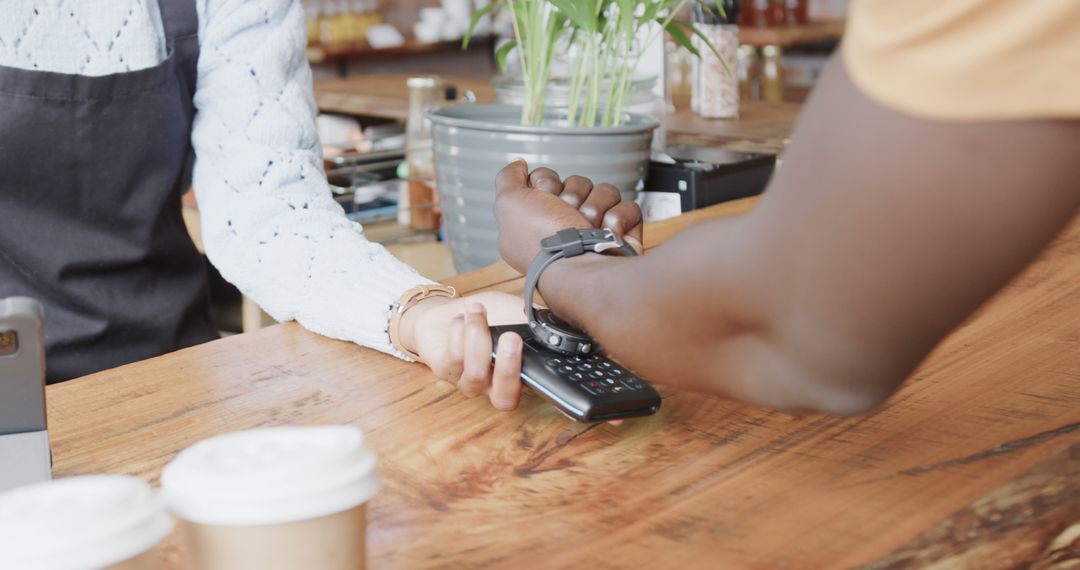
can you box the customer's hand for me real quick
[494,159,644,273]
[398,292,527,411]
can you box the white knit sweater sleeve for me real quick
[191,0,432,358]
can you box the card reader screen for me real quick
[0,331,16,356]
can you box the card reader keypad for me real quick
[544,354,644,395]
[491,324,660,422]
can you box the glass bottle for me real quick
[692,1,741,119]
[350,0,369,43]
[302,0,321,47]
[342,0,361,45]
[363,0,382,31]
[785,0,808,24]
[405,76,446,231]
[760,45,784,102]
[767,0,788,26]
[751,0,770,27]
[738,0,755,27]
[319,0,338,47]
[737,44,757,101]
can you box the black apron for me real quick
[0,0,217,383]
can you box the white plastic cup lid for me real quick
[161,425,381,526]
[0,475,173,570]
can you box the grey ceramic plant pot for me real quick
[428,104,658,272]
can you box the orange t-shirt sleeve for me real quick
[842,0,1080,121]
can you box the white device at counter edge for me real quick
[0,297,52,493]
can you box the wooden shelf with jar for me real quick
[306,37,495,65]
[738,19,844,48]
[306,36,496,78]
[727,0,846,102]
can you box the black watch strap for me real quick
[523,228,637,355]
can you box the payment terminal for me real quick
[0,297,51,492]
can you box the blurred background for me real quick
[192,0,849,333]
[301,0,846,102]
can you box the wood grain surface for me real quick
[45,196,1079,568]
[862,445,1078,570]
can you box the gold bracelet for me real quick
[387,284,457,360]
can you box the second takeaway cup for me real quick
[0,475,173,570]
[161,425,381,570]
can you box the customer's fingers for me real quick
[528,167,565,196]
[557,175,594,208]
[489,332,523,411]
[458,303,493,398]
[444,314,465,386]
[495,159,530,194]
[579,183,621,226]
[603,202,645,253]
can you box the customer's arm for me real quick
[493,57,1080,415]
[189,0,527,409]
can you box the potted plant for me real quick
[430,0,726,271]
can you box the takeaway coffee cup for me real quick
[161,425,380,570]
[0,475,172,570]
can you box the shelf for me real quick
[313,74,497,122]
[306,37,492,64]
[738,20,844,48]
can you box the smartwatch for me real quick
[524,228,637,355]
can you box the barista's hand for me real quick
[398,292,527,411]
[493,159,644,273]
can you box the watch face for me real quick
[540,310,587,337]
[532,309,598,355]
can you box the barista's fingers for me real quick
[529,167,565,196]
[444,314,466,386]
[489,332,523,411]
[458,303,494,398]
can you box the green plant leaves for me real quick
[547,0,600,32]
[463,1,502,49]
[477,0,733,126]
[494,39,518,71]
[662,17,701,58]
[699,0,727,22]
[671,17,732,76]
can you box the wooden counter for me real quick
[46,198,1079,568]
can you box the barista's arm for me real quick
[494,57,1080,415]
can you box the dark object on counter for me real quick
[327,168,400,224]
[325,147,405,180]
[490,324,661,423]
[643,146,776,213]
